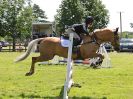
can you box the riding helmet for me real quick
[85,16,94,25]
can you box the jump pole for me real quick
[63,32,74,99]
[99,44,112,68]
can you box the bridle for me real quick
[113,31,119,48]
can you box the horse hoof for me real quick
[93,66,101,69]
[25,72,33,76]
[90,63,95,67]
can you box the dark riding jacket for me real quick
[71,23,90,46]
[72,23,89,36]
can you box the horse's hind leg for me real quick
[25,55,54,76]
[25,57,38,76]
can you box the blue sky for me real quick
[33,0,133,31]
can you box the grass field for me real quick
[0,52,133,99]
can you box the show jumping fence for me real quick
[36,33,112,98]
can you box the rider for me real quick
[65,16,94,46]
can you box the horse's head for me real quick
[92,28,120,52]
[111,27,120,52]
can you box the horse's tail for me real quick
[15,38,44,63]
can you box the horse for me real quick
[15,27,120,76]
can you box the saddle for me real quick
[60,36,81,53]
[61,34,82,46]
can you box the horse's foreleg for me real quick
[90,53,104,68]
[90,53,104,60]
[97,53,104,60]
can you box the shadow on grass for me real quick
[58,86,107,99]
[5,86,107,99]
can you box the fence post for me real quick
[63,32,74,99]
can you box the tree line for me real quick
[0,0,47,51]
[55,0,109,33]
[0,0,109,51]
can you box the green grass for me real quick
[0,52,133,99]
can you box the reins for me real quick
[81,32,101,46]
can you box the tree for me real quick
[55,0,109,33]
[0,0,47,51]
[16,3,48,39]
[0,0,33,51]
[80,0,109,30]
[0,0,10,37]
[55,0,84,33]
[33,4,47,20]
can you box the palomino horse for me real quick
[15,28,120,76]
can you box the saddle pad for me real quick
[61,36,70,47]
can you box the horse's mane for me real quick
[94,29,101,32]
[92,28,113,35]
[89,28,102,36]
[94,28,110,33]
[89,28,113,40]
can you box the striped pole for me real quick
[63,33,74,99]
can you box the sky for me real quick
[32,0,133,32]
